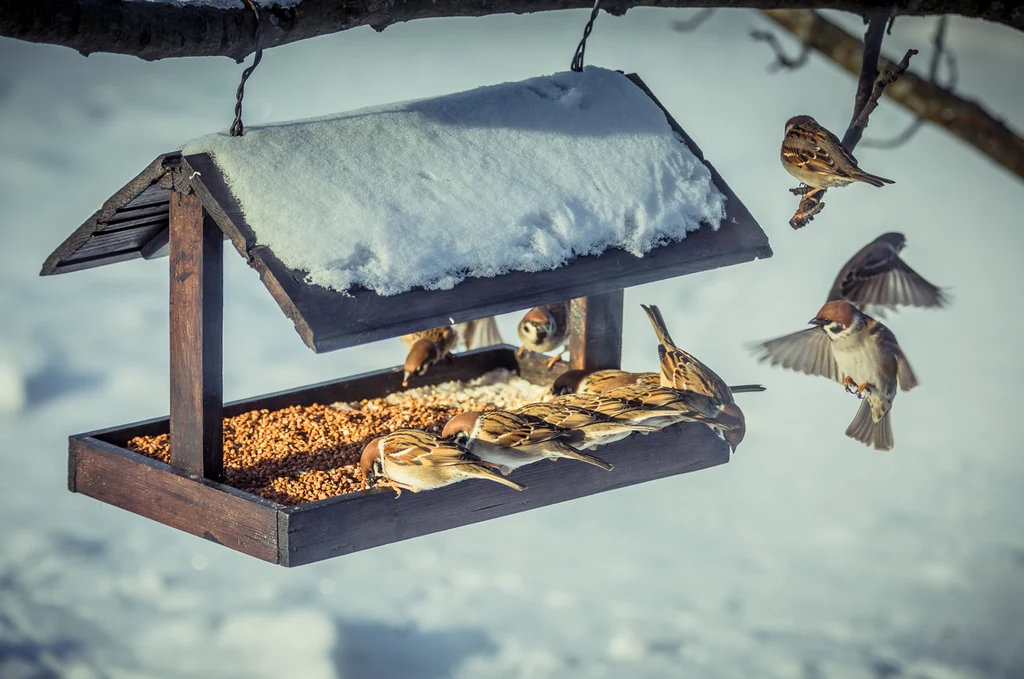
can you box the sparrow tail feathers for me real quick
[641,304,675,348]
[854,171,894,187]
[845,400,894,451]
[552,442,614,471]
[467,465,527,491]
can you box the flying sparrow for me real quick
[517,302,569,369]
[781,115,894,202]
[360,429,526,497]
[441,410,613,472]
[401,326,458,387]
[515,401,658,449]
[552,369,765,397]
[828,232,950,313]
[753,300,917,451]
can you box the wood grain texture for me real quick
[182,74,771,354]
[569,290,624,372]
[69,436,280,563]
[68,346,731,567]
[281,422,729,566]
[169,190,224,480]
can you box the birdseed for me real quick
[126,369,548,506]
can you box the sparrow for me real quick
[517,302,569,369]
[441,410,613,472]
[360,429,526,497]
[401,326,458,386]
[753,300,917,451]
[781,115,894,202]
[601,383,746,448]
[828,232,950,313]
[515,401,658,449]
[552,369,765,397]
[453,316,503,350]
[641,304,734,408]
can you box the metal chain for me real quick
[570,0,601,72]
[229,0,264,137]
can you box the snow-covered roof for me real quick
[41,70,771,353]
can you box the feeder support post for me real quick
[169,189,224,481]
[569,290,623,372]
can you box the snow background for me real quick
[181,67,724,296]
[1,8,1023,679]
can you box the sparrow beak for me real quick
[402,371,411,387]
[808,317,826,327]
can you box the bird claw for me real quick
[516,345,528,359]
[855,382,874,399]
[545,354,565,370]
[843,376,857,394]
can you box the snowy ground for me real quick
[1,8,1023,679]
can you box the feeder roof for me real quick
[41,70,771,353]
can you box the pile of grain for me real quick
[127,369,548,505]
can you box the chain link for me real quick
[570,0,601,72]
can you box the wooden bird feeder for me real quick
[43,70,771,566]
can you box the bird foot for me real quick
[516,345,528,359]
[789,184,814,196]
[855,382,875,399]
[843,376,857,394]
[545,354,565,370]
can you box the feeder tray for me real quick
[43,71,772,566]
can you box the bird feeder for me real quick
[43,69,771,566]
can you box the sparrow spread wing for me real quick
[835,249,949,309]
[872,324,919,392]
[754,328,845,384]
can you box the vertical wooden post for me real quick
[569,290,624,372]
[169,190,224,480]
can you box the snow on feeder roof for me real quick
[42,69,770,353]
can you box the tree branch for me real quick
[1,0,1022,63]
[750,29,810,71]
[764,9,1024,183]
[841,12,887,149]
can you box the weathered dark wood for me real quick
[569,290,624,372]
[140,227,170,260]
[180,74,770,354]
[40,153,178,275]
[169,190,224,480]
[67,345,731,566]
[281,422,728,566]
[69,436,280,563]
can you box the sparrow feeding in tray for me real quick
[360,429,526,497]
[441,410,613,473]
[828,232,950,314]
[517,302,569,369]
[601,383,746,449]
[515,401,658,450]
[781,115,894,202]
[753,300,917,451]
[401,326,458,387]
[552,369,765,398]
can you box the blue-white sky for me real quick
[1,8,1023,679]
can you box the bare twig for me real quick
[842,12,888,149]
[763,10,1024,182]
[789,13,918,229]
[861,16,955,149]
[672,8,716,31]
[750,29,810,71]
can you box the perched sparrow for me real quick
[517,302,569,369]
[442,410,613,472]
[453,316,503,350]
[360,429,525,497]
[401,326,458,386]
[828,232,950,313]
[601,383,745,447]
[753,300,917,451]
[515,401,658,449]
[551,369,661,396]
[641,304,734,408]
[552,369,764,397]
[781,115,894,201]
